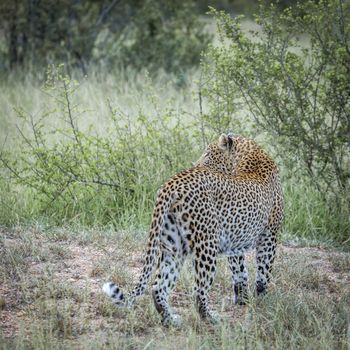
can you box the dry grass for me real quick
[0,69,198,150]
[0,227,349,349]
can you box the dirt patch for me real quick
[51,245,105,294]
[1,230,349,340]
[282,245,350,286]
[0,231,145,339]
[0,285,23,338]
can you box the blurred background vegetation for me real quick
[0,0,296,74]
[0,0,349,249]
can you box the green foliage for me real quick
[0,65,199,227]
[283,180,350,248]
[0,0,211,75]
[0,0,110,72]
[202,0,350,196]
[0,61,349,247]
[118,0,211,74]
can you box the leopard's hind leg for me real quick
[152,217,186,326]
[193,231,219,323]
[255,229,277,296]
[255,196,283,296]
[228,254,249,305]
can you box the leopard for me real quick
[103,133,284,326]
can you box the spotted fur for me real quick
[103,134,284,325]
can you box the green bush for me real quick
[0,0,211,75]
[0,66,199,227]
[117,0,211,75]
[202,0,350,196]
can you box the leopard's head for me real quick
[196,133,275,176]
[195,133,236,175]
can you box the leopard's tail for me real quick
[102,187,176,307]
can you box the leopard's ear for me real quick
[218,133,234,151]
[218,134,228,150]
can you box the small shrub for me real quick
[0,65,200,227]
[202,1,350,196]
[199,0,350,247]
[117,0,212,75]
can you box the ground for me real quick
[0,227,349,349]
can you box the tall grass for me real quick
[0,67,197,144]
[0,67,201,227]
[0,67,349,249]
[283,180,350,249]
